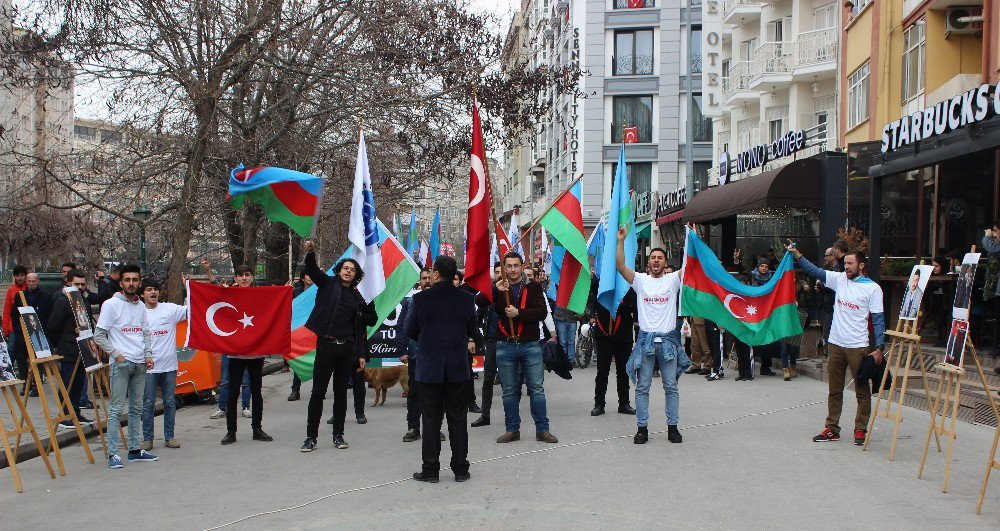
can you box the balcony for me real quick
[721,61,755,104]
[722,0,762,24]
[793,28,837,79]
[748,41,794,89]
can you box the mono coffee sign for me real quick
[718,129,808,182]
[880,83,1000,154]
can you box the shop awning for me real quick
[683,158,822,224]
[655,209,685,225]
[636,221,651,239]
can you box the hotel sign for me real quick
[881,84,998,153]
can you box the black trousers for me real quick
[226,357,264,433]
[350,366,365,416]
[479,341,498,415]
[418,378,472,475]
[735,340,753,379]
[406,357,421,430]
[10,335,29,383]
[308,339,356,438]
[59,356,84,416]
[705,321,723,374]
[594,337,630,408]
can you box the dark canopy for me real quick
[683,158,821,224]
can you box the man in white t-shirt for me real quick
[139,278,187,451]
[94,264,158,469]
[616,228,690,445]
[786,241,885,446]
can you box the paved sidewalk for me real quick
[1,366,998,529]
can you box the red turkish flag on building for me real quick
[185,281,292,356]
[466,99,495,301]
[627,0,645,8]
[623,127,639,144]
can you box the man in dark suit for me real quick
[405,256,484,483]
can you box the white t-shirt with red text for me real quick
[632,272,682,333]
[146,302,188,373]
[96,294,150,363]
[824,272,884,349]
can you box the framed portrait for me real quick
[77,338,104,372]
[63,287,93,340]
[944,319,969,368]
[0,339,16,381]
[899,265,933,321]
[951,253,981,321]
[17,306,51,358]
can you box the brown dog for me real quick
[363,365,410,407]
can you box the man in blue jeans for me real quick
[551,303,580,367]
[94,264,159,468]
[615,228,690,445]
[139,278,187,450]
[476,252,557,444]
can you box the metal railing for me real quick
[722,0,760,16]
[613,0,656,8]
[796,28,837,68]
[750,41,795,81]
[721,61,751,98]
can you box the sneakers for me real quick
[705,372,723,381]
[301,437,317,452]
[165,439,181,449]
[356,415,368,424]
[108,454,123,469]
[128,450,158,462]
[536,432,558,443]
[252,429,273,442]
[634,427,649,444]
[403,429,421,442]
[812,429,840,442]
[652,370,661,378]
[667,425,683,444]
[57,420,77,430]
[591,406,606,416]
[140,440,153,451]
[412,471,439,483]
[242,408,251,418]
[333,435,349,449]
[496,431,520,443]
[618,404,636,415]
[210,409,226,419]
[854,430,866,446]
[78,415,94,425]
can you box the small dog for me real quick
[363,366,410,407]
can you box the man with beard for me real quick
[139,278,187,450]
[615,229,690,445]
[94,264,158,468]
[46,269,96,428]
[786,241,885,446]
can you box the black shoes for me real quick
[403,429,421,442]
[333,435,349,449]
[440,432,446,441]
[301,437,317,452]
[652,370,660,378]
[668,425,682,444]
[356,415,368,425]
[413,471,439,483]
[287,390,300,401]
[455,471,471,482]
[221,432,236,445]
[760,368,776,376]
[252,429,273,442]
[469,403,482,414]
[326,417,334,424]
[698,368,711,376]
[591,406,605,416]
[634,427,648,444]
[706,372,723,381]
[618,404,636,415]
[735,375,754,381]
[471,415,490,427]
[685,366,701,374]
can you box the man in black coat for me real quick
[46,269,95,426]
[405,256,484,483]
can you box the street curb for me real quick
[0,359,286,468]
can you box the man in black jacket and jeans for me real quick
[300,240,377,452]
[46,269,95,427]
[590,283,637,416]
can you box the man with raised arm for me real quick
[785,240,885,446]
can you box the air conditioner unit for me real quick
[946,7,984,35]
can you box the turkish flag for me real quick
[186,281,292,356]
[495,217,514,258]
[627,0,645,7]
[466,100,495,301]
[623,127,639,144]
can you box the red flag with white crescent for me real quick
[494,217,514,258]
[466,100,494,301]
[185,282,292,355]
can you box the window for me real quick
[739,38,757,61]
[850,0,870,18]
[768,119,784,143]
[813,3,835,29]
[690,27,702,74]
[847,62,870,129]
[902,21,926,102]
[614,29,654,75]
[612,96,654,143]
[611,162,653,196]
[74,125,96,140]
[614,0,656,8]
[691,94,713,142]
[767,19,784,42]
[100,129,122,145]
[692,162,712,192]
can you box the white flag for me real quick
[348,129,385,302]
[418,239,430,267]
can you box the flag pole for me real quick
[516,172,585,243]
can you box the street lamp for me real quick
[133,204,152,273]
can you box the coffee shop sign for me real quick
[718,129,808,184]
[880,83,1000,154]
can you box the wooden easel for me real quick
[864,310,941,459]
[917,338,1000,496]
[973,342,1000,513]
[0,379,55,492]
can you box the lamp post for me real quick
[133,204,152,273]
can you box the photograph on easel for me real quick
[17,306,51,358]
[0,338,15,381]
[899,265,933,321]
[77,338,104,372]
[951,253,981,321]
[63,287,93,340]
[944,319,969,368]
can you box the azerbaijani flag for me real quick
[286,219,420,381]
[429,207,441,262]
[227,165,323,237]
[681,228,802,346]
[538,180,591,313]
